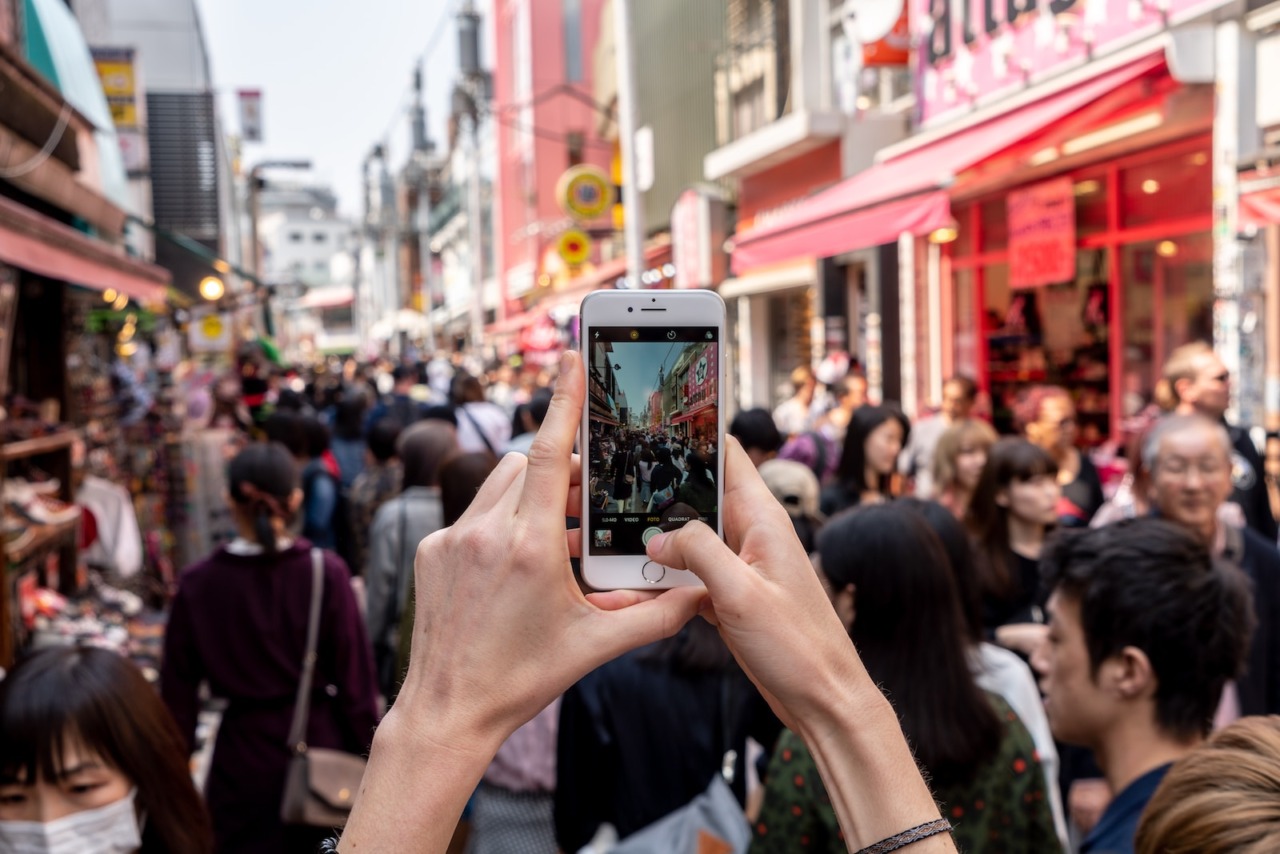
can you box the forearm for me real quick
[797,676,954,853]
[339,707,497,852]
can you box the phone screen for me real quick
[587,326,720,555]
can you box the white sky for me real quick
[195,0,480,218]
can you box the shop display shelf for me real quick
[1,431,77,462]
[6,515,79,567]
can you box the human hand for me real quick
[391,352,705,751]
[995,622,1050,657]
[644,438,864,735]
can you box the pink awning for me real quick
[0,195,169,303]
[1242,186,1280,228]
[731,53,1167,274]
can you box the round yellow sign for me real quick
[201,314,225,339]
[557,229,592,266]
[556,165,612,221]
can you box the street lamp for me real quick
[199,276,225,301]
[248,159,312,336]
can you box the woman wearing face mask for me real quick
[966,438,1062,658]
[1017,386,1104,528]
[161,442,379,853]
[931,418,998,520]
[819,404,910,517]
[0,646,213,854]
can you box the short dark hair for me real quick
[945,375,979,403]
[439,452,499,526]
[302,417,331,458]
[817,503,1001,788]
[0,647,213,853]
[228,442,299,554]
[1041,518,1255,739]
[392,364,416,384]
[367,419,403,463]
[263,411,308,458]
[528,388,554,428]
[729,408,783,455]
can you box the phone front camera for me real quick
[628,306,634,312]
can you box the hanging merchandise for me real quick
[77,475,143,578]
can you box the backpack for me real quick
[303,465,358,571]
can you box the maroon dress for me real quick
[161,540,380,853]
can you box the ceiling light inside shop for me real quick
[102,288,118,303]
[1156,240,1178,257]
[1189,152,1208,166]
[929,223,960,244]
[112,294,129,311]
[1142,179,1160,194]
[1061,112,1162,156]
[1029,146,1060,167]
[1074,180,1102,196]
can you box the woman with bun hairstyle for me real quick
[161,442,379,853]
[0,646,213,853]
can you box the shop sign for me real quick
[238,89,263,142]
[91,48,138,129]
[683,344,718,409]
[1008,178,1075,288]
[912,0,1229,125]
[556,228,592,266]
[671,188,728,289]
[189,310,232,353]
[556,164,613,221]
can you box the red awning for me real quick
[731,53,1167,274]
[0,195,169,302]
[1242,186,1280,227]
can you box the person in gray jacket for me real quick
[366,419,458,696]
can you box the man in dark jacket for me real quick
[1163,342,1277,540]
[1144,414,1280,716]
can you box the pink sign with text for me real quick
[1008,178,1076,288]
[911,0,1226,125]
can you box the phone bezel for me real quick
[579,290,726,590]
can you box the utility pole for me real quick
[457,0,489,353]
[248,159,311,338]
[412,64,437,353]
[614,0,645,288]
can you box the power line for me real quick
[373,0,461,152]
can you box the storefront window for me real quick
[980,199,1008,251]
[1120,233,1213,415]
[1121,148,1211,229]
[953,204,975,256]
[1074,173,1108,236]
[953,268,979,380]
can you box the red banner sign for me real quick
[683,344,718,410]
[1008,178,1076,289]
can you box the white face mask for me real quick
[0,787,142,854]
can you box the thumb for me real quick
[647,520,742,594]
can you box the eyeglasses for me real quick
[1158,457,1229,478]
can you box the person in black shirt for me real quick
[1017,386,1104,528]
[967,438,1061,658]
[1161,341,1278,541]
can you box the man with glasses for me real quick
[1144,413,1280,716]
[1162,342,1277,540]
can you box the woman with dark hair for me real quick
[645,446,681,512]
[753,504,1058,853]
[451,372,512,456]
[0,647,213,853]
[299,418,341,550]
[899,498,1068,847]
[819,404,910,516]
[330,393,369,489]
[1016,385,1105,528]
[161,442,379,854]
[966,438,1061,657]
[674,451,716,515]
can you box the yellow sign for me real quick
[556,165,612,221]
[201,314,225,339]
[92,49,138,129]
[557,229,592,266]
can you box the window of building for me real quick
[288,232,303,243]
[567,131,585,167]
[313,232,328,243]
[563,0,583,83]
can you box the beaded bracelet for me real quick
[854,818,954,854]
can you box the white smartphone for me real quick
[579,289,726,590]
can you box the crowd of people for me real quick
[1,342,1279,854]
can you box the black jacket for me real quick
[1234,527,1280,715]
[554,640,780,852]
[1229,424,1278,541]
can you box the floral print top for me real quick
[750,694,1060,853]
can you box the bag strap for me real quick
[719,674,738,784]
[459,404,499,458]
[286,548,326,756]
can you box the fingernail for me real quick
[559,351,573,374]
[648,532,668,553]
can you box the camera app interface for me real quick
[588,326,719,555]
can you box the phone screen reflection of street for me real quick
[586,328,720,555]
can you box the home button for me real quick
[640,561,666,584]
